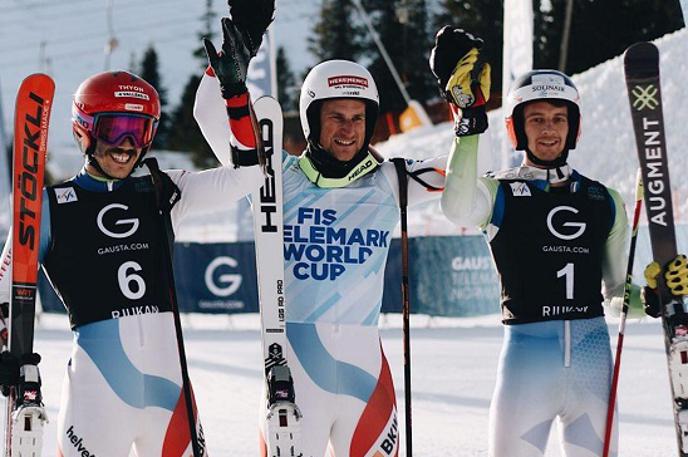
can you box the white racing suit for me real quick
[442,135,629,457]
[0,163,262,456]
[195,73,446,457]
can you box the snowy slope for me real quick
[377,27,688,224]
[33,313,678,456]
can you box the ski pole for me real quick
[146,159,203,457]
[603,168,643,457]
[391,158,412,457]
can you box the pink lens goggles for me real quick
[93,113,156,148]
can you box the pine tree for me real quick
[166,75,216,167]
[433,0,503,103]
[358,1,412,112]
[536,0,683,74]
[166,0,218,167]
[395,0,436,104]
[308,0,364,62]
[276,46,298,112]
[138,45,170,150]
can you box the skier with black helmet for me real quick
[0,67,265,455]
[431,26,631,456]
[193,16,466,455]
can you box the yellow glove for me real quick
[445,48,491,109]
[644,254,688,295]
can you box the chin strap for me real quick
[524,147,570,170]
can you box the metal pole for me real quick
[558,0,574,72]
[351,0,411,104]
[104,0,117,70]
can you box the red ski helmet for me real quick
[72,70,161,157]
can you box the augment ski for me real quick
[4,73,54,456]
[251,96,303,457]
[624,41,688,456]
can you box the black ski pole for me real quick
[146,158,203,457]
[392,158,412,456]
[603,169,643,457]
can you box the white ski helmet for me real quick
[504,69,581,151]
[299,60,380,145]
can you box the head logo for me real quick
[631,84,659,111]
[546,206,586,240]
[204,256,242,297]
[96,203,139,239]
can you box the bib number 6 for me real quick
[118,261,146,300]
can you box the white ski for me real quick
[251,96,302,457]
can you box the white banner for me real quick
[247,27,277,100]
[502,0,534,168]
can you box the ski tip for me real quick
[17,74,56,99]
[623,42,659,78]
[22,73,55,85]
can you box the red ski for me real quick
[4,73,54,457]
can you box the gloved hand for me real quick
[429,26,491,137]
[0,352,40,398]
[0,351,20,394]
[203,0,275,99]
[227,0,275,57]
[203,18,252,99]
[641,254,688,318]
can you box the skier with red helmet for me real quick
[0,62,265,456]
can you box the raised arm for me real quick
[429,26,497,229]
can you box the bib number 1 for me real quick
[557,262,574,300]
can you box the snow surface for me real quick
[33,313,678,456]
[377,27,688,227]
[177,25,688,242]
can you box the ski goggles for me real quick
[86,113,157,148]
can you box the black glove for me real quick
[430,26,484,91]
[0,352,40,398]
[228,0,275,56]
[641,255,688,318]
[429,26,491,136]
[641,285,662,318]
[0,352,20,393]
[203,17,252,99]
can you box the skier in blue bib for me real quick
[431,26,688,457]
[0,65,264,457]
[193,15,460,457]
